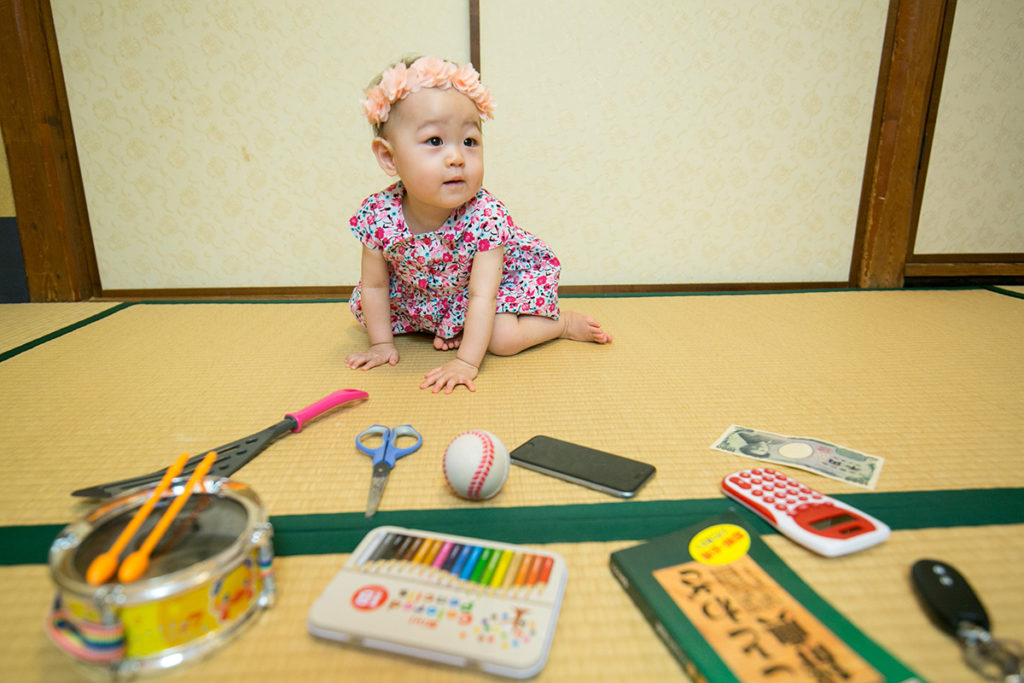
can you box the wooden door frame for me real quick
[0,0,99,301]
[900,0,1024,283]
[3,0,1012,301]
[851,0,1023,286]
[850,0,947,288]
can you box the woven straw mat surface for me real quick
[1,290,1022,525]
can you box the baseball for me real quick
[443,430,510,500]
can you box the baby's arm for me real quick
[346,246,399,370]
[420,247,503,393]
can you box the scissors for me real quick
[356,425,423,518]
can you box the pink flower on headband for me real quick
[378,62,411,101]
[410,56,457,89]
[361,56,495,126]
[451,63,494,116]
[361,88,390,125]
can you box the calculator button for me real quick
[775,503,788,511]
[752,489,763,496]
[763,496,775,503]
[739,471,752,478]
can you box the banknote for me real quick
[711,425,884,489]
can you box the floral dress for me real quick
[348,182,561,339]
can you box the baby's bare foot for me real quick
[560,311,612,344]
[432,334,462,351]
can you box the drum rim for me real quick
[49,477,267,603]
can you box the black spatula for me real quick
[72,389,368,498]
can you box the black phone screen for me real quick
[510,435,656,497]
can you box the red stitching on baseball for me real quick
[466,430,494,498]
[443,433,464,492]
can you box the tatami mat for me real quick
[0,302,122,354]
[2,290,1023,682]
[0,291,1022,527]
[7,526,1021,683]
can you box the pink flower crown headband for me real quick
[361,56,495,129]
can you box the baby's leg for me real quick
[489,311,611,356]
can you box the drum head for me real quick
[71,493,249,582]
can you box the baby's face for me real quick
[382,88,484,226]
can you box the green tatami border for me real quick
[0,302,135,363]
[987,285,1024,300]
[6,487,1022,566]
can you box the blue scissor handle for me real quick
[355,424,422,467]
[355,425,389,462]
[385,425,422,464]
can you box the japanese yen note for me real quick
[711,425,884,489]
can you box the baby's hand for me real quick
[345,343,399,370]
[420,358,478,394]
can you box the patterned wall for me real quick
[482,0,888,285]
[915,1,1024,254]
[52,0,889,289]
[51,0,469,289]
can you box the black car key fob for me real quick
[911,558,990,635]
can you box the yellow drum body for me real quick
[47,478,275,676]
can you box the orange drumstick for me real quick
[85,453,189,585]
[117,452,217,583]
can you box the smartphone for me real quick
[510,435,656,498]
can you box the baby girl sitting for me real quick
[345,56,611,393]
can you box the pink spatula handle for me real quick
[287,389,368,432]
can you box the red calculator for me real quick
[721,468,890,557]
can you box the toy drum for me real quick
[47,477,275,676]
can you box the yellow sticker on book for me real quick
[653,554,882,682]
[689,523,750,565]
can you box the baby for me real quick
[345,56,611,393]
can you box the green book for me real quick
[609,511,922,682]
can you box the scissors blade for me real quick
[365,462,391,518]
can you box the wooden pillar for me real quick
[851,0,949,288]
[469,0,481,72]
[0,0,98,301]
